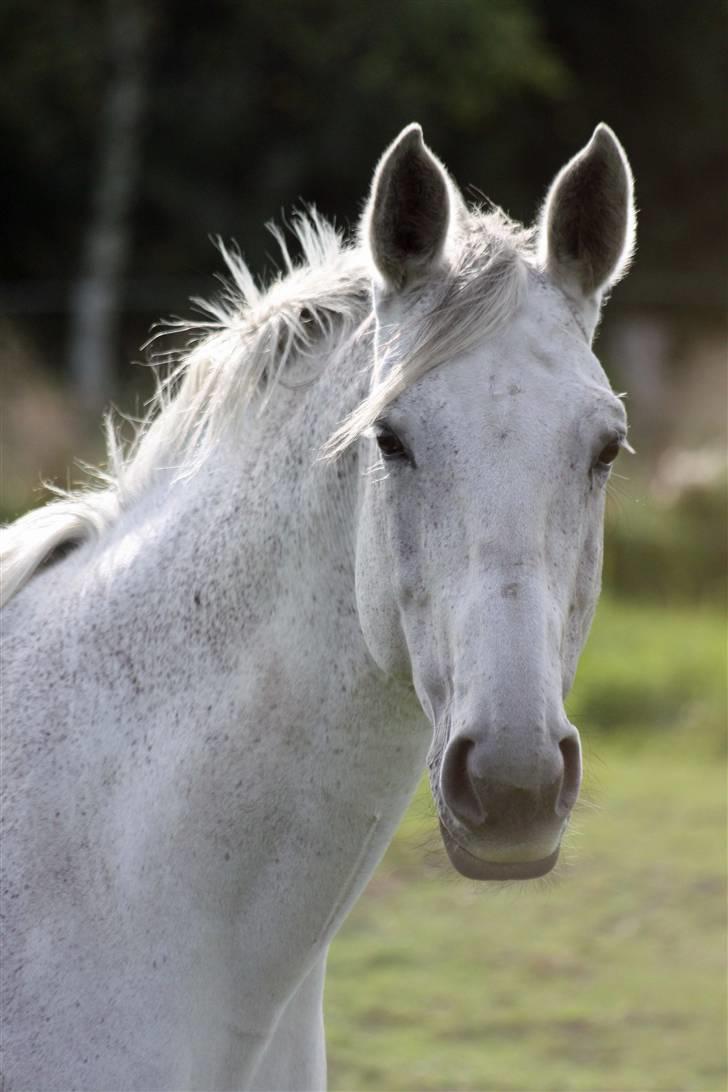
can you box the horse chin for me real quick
[438,821,560,881]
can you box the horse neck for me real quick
[4,319,431,1039]
[89,323,429,967]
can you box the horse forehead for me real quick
[407,322,608,437]
[480,292,608,391]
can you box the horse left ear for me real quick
[540,124,636,335]
[363,123,460,293]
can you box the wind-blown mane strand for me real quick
[0,211,368,607]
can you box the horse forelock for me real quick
[0,205,531,607]
[324,209,533,457]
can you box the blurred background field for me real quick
[2,2,726,1090]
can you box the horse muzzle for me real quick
[436,723,582,881]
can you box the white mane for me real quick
[0,207,531,608]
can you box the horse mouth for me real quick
[438,820,560,881]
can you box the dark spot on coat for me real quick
[502,582,519,599]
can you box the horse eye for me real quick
[595,439,621,468]
[375,427,410,462]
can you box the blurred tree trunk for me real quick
[69,0,150,413]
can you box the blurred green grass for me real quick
[603,475,726,605]
[568,597,726,752]
[325,598,727,1091]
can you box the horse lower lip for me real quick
[438,820,560,881]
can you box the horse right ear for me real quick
[539,124,636,337]
[363,124,459,293]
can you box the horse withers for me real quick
[1,122,635,1089]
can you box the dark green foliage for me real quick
[2,0,725,329]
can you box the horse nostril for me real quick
[556,732,582,817]
[440,736,487,828]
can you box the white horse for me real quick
[1,122,635,1091]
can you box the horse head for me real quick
[347,124,635,880]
